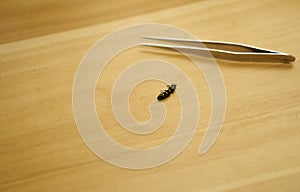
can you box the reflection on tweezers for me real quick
[140,36,295,64]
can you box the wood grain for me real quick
[0,0,198,43]
[1,0,300,191]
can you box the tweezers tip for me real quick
[284,54,296,63]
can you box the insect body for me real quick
[157,84,177,101]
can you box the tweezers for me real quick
[140,36,295,63]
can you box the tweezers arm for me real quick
[197,49,295,63]
[141,36,296,63]
[140,43,295,63]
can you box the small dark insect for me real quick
[157,84,177,101]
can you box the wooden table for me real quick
[1,0,300,191]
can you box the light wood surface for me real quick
[1,0,300,191]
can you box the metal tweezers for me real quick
[140,36,295,63]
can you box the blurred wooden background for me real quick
[1,0,300,191]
